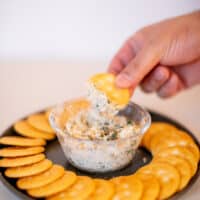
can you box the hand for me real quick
[108,11,200,98]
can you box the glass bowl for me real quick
[49,99,151,173]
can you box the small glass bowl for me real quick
[49,99,151,173]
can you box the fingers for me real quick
[141,65,185,98]
[157,59,200,97]
[108,38,137,75]
[141,66,170,93]
[144,58,200,98]
[157,72,185,98]
[115,45,161,89]
[173,58,200,87]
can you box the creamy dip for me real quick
[65,83,139,140]
[50,80,150,172]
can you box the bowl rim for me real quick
[49,101,151,143]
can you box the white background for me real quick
[0,0,200,61]
[0,1,200,199]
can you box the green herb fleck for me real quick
[102,127,109,135]
[126,149,133,154]
[127,120,132,125]
[110,132,118,140]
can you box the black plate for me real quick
[0,110,199,200]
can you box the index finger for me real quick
[108,39,137,75]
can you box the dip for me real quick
[49,81,151,172]
[65,83,140,141]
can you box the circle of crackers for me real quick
[0,110,199,200]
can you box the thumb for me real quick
[115,45,161,90]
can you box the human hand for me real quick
[108,11,200,98]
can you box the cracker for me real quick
[134,173,160,200]
[47,176,95,200]
[17,165,65,190]
[88,179,114,200]
[150,129,195,152]
[89,73,130,106]
[27,171,77,198]
[5,159,52,178]
[110,175,143,200]
[0,136,46,147]
[141,122,177,149]
[14,120,55,140]
[153,156,192,191]
[138,162,180,200]
[0,153,45,167]
[27,114,54,134]
[0,146,45,157]
[186,142,200,162]
[155,146,198,176]
[149,128,199,162]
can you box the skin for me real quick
[108,11,200,98]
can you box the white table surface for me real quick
[0,62,200,200]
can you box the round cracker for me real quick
[0,153,45,167]
[134,173,160,200]
[5,159,52,178]
[47,176,95,200]
[27,114,54,134]
[153,156,192,190]
[149,130,193,152]
[27,171,77,198]
[186,143,200,162]
[149,129,198,157]
[110,175,143,200]
[151,134,199,163]
[141,122,177,149]
[156,146,198,176]
[0,146,45,157]
[14,120,55,140]
[0,136,46,147]
[138,162,180,200]
[17,165,65,190]
[88,179,115,200]
[89,73,130,106]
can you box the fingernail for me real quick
[116,73,132,88]
[141,84,154,93]
[154,68,167,81]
